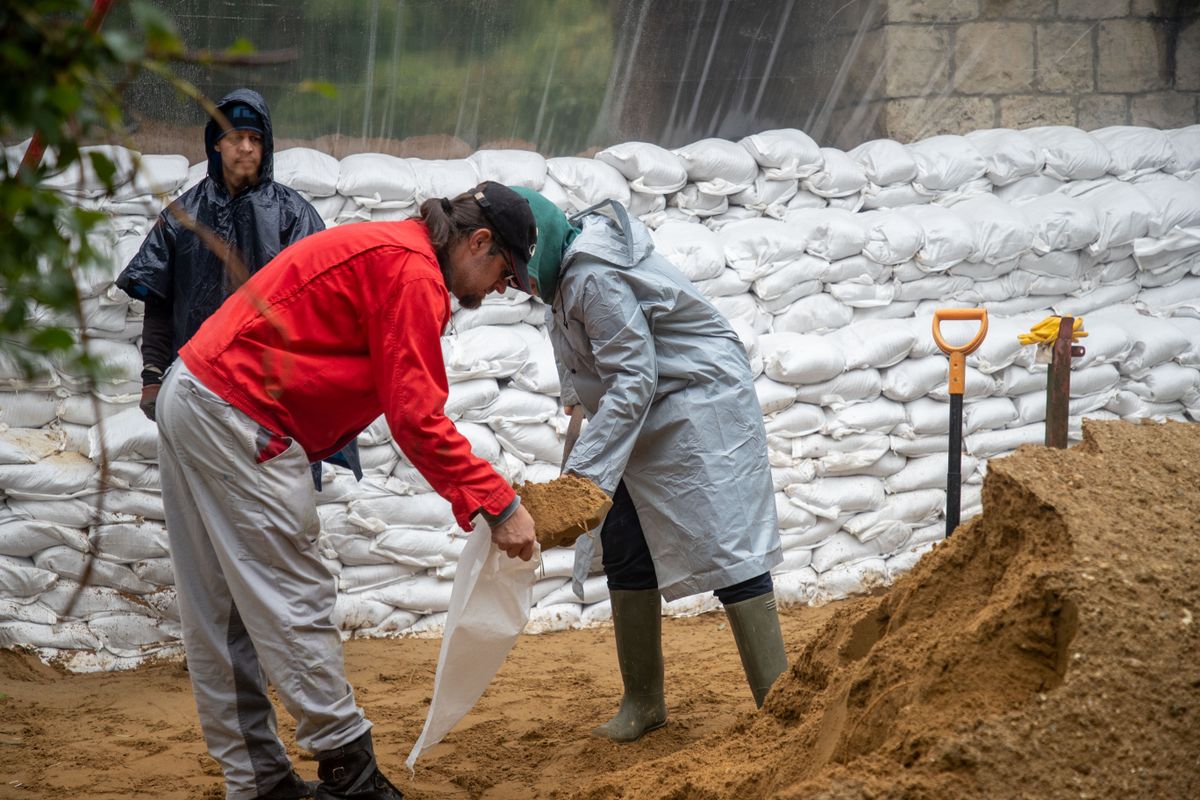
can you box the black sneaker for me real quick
[314,731,403,800]
[254,769,314,800]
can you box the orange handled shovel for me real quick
[932,308,989,538]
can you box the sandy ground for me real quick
[3,419,1199,799]
[0,601,848,799]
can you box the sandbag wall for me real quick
[2,124,1199,671]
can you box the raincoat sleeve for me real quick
[563,270,658,494]
[282,194,326,245]
[114,210,176,301]
[367,270,516,531]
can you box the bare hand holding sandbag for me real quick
[516,474,613,550]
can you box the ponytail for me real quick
[419,190,492,261]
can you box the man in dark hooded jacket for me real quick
[117,88,325,421]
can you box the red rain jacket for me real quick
[180,219,515,530]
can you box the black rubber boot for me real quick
[591,588,668,743]
[254,769,314,799]
[314,731,404,800]
[724,591,789,708]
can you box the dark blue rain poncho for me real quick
[117,89,359,483]
[116,88,325,351]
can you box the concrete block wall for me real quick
[828,0,1199,147]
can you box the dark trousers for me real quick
[600,481,773,605]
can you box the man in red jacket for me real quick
[154,182,538,800]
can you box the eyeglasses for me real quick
[498,247,521,291]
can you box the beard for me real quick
[457,293,483,310]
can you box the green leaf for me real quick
[298,80,338,100]
[29,327,74,352]
[87,151,117,189]
[226,37,257,56]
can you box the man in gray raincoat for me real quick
[511,187,787,742]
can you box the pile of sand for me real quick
[570,419,1200,799]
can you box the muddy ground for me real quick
[2,420,1198,799]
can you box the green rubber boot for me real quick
[592,588,668,743]
[724,591,788,708]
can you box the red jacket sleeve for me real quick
[367,271,516,531]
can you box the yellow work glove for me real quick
[1017,315,1088,346]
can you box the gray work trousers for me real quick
[157,362,369,800]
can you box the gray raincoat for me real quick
[550,206,781,601]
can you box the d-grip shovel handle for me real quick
[932,308,989,396]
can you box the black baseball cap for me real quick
[471,181,537,294]
[217,102,265,140]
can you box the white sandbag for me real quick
[1025,126,1113,181]
[467,149,547,190]
[964,128,1043,186]
[1090,126,1175,179]
[859,209,924,265]
[546,157,631,209]
[1125,363,1200,403]
[491,419,563,465]
[332,593,395,630]
[899,397,952,437]
[823,255,888,284]
[739,129,823,180]
[347,493,456,533]
[1134,177,1200,238]
[443,378,501,421]
[336,154,419,204]
[670,185,729,218]
[525,602,582,633]
[695,268,753,298]
[881,356,949,402]
[130,557,174,586]
[861,181,931,210]
[538,175,575,212]
[338,563,422,594]
[783,208,867,261]
[802,148,868,198]
[809,532,887,573]
[409,159,480,205]
[358,443,400,476]
[1014,390,1113,425]
[0,517,89,558]
[763,403,826,439]
[952,194,1034,264]
[822,397,905,439]
[716,219,808,280]
[0,554,60,597]
[449,421,501,466]
[1091,308,1191,378]
[273,148,340,197]
[88,614,180,657]
[0,597,58,625]
[905,204,975,270]
[786,476,886,521]
[828,278,896,309]
[0,452,97,499]
[1167,126,1200,174]
[885,454,975,494]
[759,332,846,384]
[962,396,1018,434]
[848,489,945,543]
[89,522,169,563]
[816,441,897,478]
[710,294,772,334]
[452,296,535,331]
[824,320,916,370]
[1053,282,1140,317]
[465,388,560,425]
[0,391,61,427]
[650,221,726,281]
[443,325,530,381]
[672,138,759,195]
[595,142,688,194]
[0,620,100,651]
[907,135,987,192]
[33,546,157,594]
[964,423,1047,458]
[753,266,822,306]
[1166,318,1200,366]
[374,575,455,614]
[730,173,799,215]
[772,294,854,334]
[320,531,391,566]
[754,376,797,415]
[895,274,974,302]
[1018,251,1085,282]
[927,366,997,401]
[794,369,882,407]
[847,139,918,186]
[87,406,158,462]
[0,427,64,465]
[889,433,950,457]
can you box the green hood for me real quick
[511,186,579,304]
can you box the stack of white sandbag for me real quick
[2,122,1198,670]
